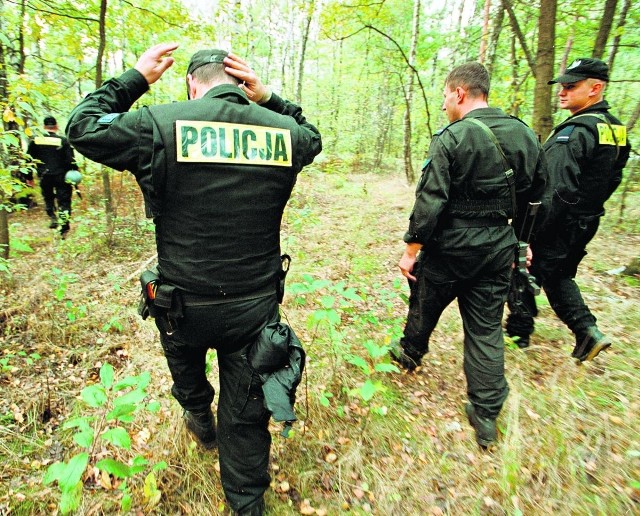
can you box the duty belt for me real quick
[180,286,276,306]
[443,216,509,229]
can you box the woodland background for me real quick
[0,0,639,515]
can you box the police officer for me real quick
[66,43,322,515]
[27,116,78,237]
[391,62,547,448]
[506,58,630,361]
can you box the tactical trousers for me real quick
[157,293,278,513]
[506,216,600,339]
[400,245,513,419]
[39,174,72,220]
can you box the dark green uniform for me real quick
[66,68,321,513]
[399,107,547,420]
[506,100,630,349]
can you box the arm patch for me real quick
[98,113,121,125]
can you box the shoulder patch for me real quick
[98,113,121,125]
[554,124,576,144]
[596,122,627,146]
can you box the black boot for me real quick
[184,409,217,449]
[465,403,497,448]
[389,340,421,372]
[572,327,611,362]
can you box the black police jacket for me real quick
[542,100,630,221]
[27,131,78,177]
[66,69,322,296]
[404,107,548,255]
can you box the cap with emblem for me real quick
[43,116,57,127]
[548,58,610,85]
[186,49,228,76]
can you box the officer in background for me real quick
[66,43,322,516]
[392,62,547,448]
[27,116,78,237]
[506,58,630,361]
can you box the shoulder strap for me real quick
[465,117,517,221]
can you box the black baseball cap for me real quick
[43,116,57,126]
[548,58,610,85]
[186,49,228,76]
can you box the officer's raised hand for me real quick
[224,53,271,104]
[135,43,179,85]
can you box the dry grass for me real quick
[0,168,638,515]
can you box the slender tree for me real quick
[402,0,421,183]
[532,0,556,139]
[593,0,618,59]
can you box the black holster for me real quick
[138,269,184,335]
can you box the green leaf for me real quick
[63,416,93,431]
[73,429,94,448]
[153,461,168,471]
[121,491,133,512]
[59,481,83,514]
[359,380,380,402]
[144,471,161,506]
[106,404,136,422]
[100,363,115,389]
[342,288,363,302]
[102,427,132,450]
[374,363,400,373]
[81,384,107,408]
[114,389,147,407]
[130,455,148,475]
[147,401,161,413]
[113,376,139,391]
[320,295,336,308]
[96,458,132,479]
[43,461,66,485]
[345,354,370,374]
[44,453,89,490]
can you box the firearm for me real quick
[508,202,541,315]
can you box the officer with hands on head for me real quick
[391,62,548,449]
[27,116,79,237]
[505,58,630,361]
[66,43,322,516]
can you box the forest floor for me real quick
[0,166,639,515]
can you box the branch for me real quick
[7,0,99,23]
[118,0,185,28]
[501,0,536,77]
[362,24,432,137]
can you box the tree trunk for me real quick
[479,0,491,63]
[295,0,315,104]
[0,0,11,259]
[607,0,630,72]
[486,4,504,77]
[532,0,556,140]
[501,0,536,76]
[592,0,618,59]
[402,0,420,183]
[95,0,113,233]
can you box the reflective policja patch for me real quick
[176,120,292,166]
[596,123,627,146]
[33,136,63,147]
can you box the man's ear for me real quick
[589,81,604,97]
[186,74,196,100]
[456,86,466,103]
